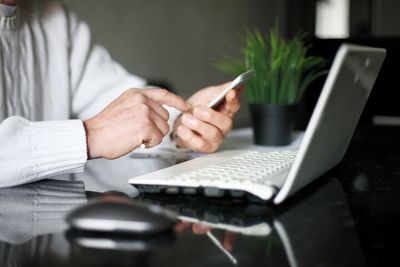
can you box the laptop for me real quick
[129,44,386,204]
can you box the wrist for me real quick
[83,119,102,159]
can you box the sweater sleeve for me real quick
[0,117,87,187]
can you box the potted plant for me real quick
[215,28,327,146]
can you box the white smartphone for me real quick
[207,70,255,109]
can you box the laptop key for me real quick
[204,187,225,197]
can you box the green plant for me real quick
[215,28,327,105]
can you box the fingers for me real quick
[145,97,170,120]
[141,122,163,148]
[149,109,169,136]
[181,113,223,144]
[126,89,171,147]
[86,88,184,160]
[192,224,213,235]
[223,232,236,252]
[142,88,191,112]
[174,221,191,233]
[176,125,209,152]
[217,89,241,117]
[138,108,169,148]
[192,106,233,135]
[126,94,167,149]
[226,89,241,112]
[175,106,234,152]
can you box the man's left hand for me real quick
[173,82,242,153]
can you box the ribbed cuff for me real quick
[0,180,87,244]
[30,120,88,179]
[0,9,19,30]
[0,3,17,17]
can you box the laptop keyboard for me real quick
[172,150,297,184]
[134,150,297,200]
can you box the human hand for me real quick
[174,221,237,252]
[84,88,190,160]
[173,82,242,152]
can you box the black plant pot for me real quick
[249,103,297,146]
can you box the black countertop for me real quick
[0,127,399,267]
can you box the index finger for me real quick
[142,88,191,112]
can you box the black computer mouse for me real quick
[65,198,177,235]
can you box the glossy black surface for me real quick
[1,127,399,267]
[66,198,177,234]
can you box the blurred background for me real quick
[58,0,400,128]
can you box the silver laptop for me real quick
[129,44,386,204]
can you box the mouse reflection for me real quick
[66,191,178,235]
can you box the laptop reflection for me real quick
[136,177,366,267]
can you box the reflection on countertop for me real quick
[0,180,86,244]
[0,128,400,266]
[0,176,366,267]
[137,177,366,267]
[0,180,86,267]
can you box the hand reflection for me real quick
[174,221,236,252]
[97,191,130,203]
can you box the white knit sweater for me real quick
[0,2,174,186]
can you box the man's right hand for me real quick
[83,88,190,160]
